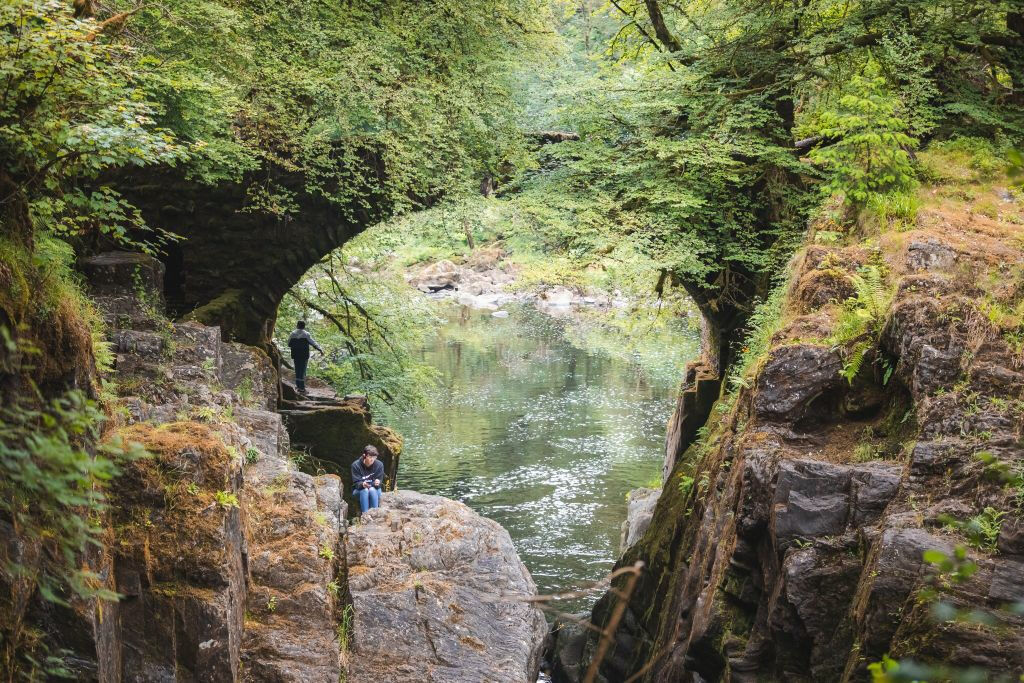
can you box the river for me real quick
[387,302,699,611]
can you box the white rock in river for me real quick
[456,292,498,310]
[345,490,547,683]
[539,285,574,307]
[491,310,510,318]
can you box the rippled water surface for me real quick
[387,303,698,610]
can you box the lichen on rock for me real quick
[344,490,548,683]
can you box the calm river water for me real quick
[387,303,698,610]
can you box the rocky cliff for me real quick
[59,251,352,681]
[31,252,546,682]
[569,180,1024,680]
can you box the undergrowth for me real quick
[0,332,147,677]
[727,280,788,391]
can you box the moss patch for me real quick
[113,421,240,581]
[0,233,99,394]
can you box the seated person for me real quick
[351,445,384,514]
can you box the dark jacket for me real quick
[351,457,384,493]
[287,328,322,359]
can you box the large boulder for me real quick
[410,259,460,292]
[345,491,547,683]
[222,342,278,411]
[81,251,166,331]
[539,285,575,307]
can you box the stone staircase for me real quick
[277,372,401,510]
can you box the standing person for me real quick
[287,320,323,395]
[351,445,384,514]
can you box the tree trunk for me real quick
[643,0,682,52]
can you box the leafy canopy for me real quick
[0,1,184,249]
[103,0,553,215]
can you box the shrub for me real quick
[0,369,146,605]
[964,507,1006,551]
[0,335,147,674]
[810,71,918,208]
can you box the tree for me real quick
[0,1,183,250]
[532,0,1024,381]
[810,72,918,207]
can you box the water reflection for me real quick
[387,303,698,611]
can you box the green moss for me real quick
[184,289,262,343]
[0,232,102,390]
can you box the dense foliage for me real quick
[508,0,1024,367]
[283,0,1024,403]
[0,1,183,249]
[100,0,551,217]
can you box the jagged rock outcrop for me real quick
[344,490,548,682]
[550,614,592,683]
[574,222,1024,681]
[662,362,721,482]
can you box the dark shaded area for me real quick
[115,161,393,349]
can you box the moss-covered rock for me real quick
[281,397,401,511]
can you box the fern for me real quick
[727,280,788,391]
[852,265,890,321]
[840,340,872,383]
[831,266,893,383]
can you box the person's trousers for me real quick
[355,487,381,513]
[293,354,309,391]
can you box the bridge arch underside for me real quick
[122,166,389,349]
